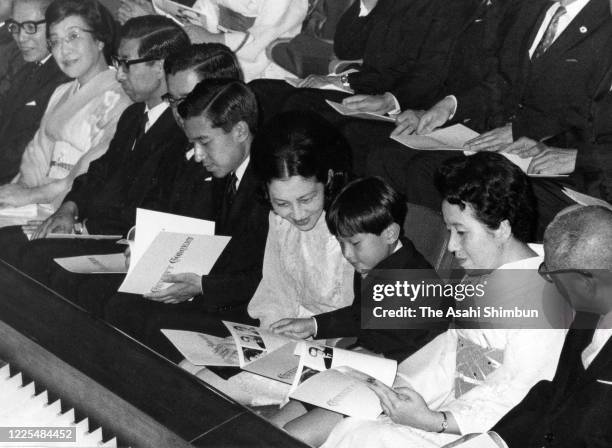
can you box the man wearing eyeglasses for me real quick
[0,0,67,184]
[444,205,612,448]
[11,16,191,313]
[0,0,23,96]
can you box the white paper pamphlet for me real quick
[325,100,396,123]
[54,253,127,274]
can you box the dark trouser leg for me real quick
[403,151,462,210]
[0,225,30,269]
[530,178,576,241]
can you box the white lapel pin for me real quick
[579,26,588,33]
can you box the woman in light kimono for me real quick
[0,0,130,210]
[282,152,571,447]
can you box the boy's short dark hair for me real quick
[177,78,258,134]
[164,43,243,80]
[326,177,407,238]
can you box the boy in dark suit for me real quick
[443,205,612,448]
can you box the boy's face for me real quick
[337,231,396,275]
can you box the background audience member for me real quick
[0,0,24,96]
[0,0,131,209]
[0,0,68,184]
[445,205,612,447]
[117,0,308,81]
[319,152,567,448]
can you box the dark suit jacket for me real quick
[0,57,68,184]
[63,103,188,235]
[455,0,612,142]
[0,25,24,97]
[197,163,269,311]
[570,66,612,202]
[494,314,612,447]
[314,237,448,362]
[391,0,523,115]
[333,0,442,97]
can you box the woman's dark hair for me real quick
[327,177,406,238]
[435,152,537,242]
[251,110,352,209]
[45,0,117,64]
[164,43,243,81]
[178,78,258,134]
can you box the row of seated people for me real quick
[0,0,611,447]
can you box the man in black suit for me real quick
[0,0,24,96]
[337,0,525,175]
[103,79,269,351]
[249,0,447,125]
[392,0,612,238]
[9,16,191,305]
[416,0,612,149]
[443,205,612,448]
[0,0,67,184]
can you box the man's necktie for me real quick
[532,6,567,59]
[225,172,238,208]
[132,110,148,150]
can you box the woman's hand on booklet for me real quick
[143,272,203,303]
[464,124,513,152]
[270,318,316,339]
[391,109,425,137]
[368,380,445,431]
[342,93,396,115]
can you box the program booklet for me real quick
[118,231,230,295]
[163,321,299,384]
[325,100,396,123]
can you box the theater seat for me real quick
[403,202,455,276]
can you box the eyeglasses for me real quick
[6,19,46,35]
[47,27,94,51]
[161,92,188,107]
[111,55,159,72]
[537,261,593,283]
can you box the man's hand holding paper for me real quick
[341,93,396,115]
[143,272,203,304]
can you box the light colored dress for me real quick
[248,211,355,329]
[15,69,131,209]
[188,211,354,406]
[193,0,308,81]
[321,250,570,448]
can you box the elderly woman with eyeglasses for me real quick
[0,0,130,210]
[315,152,572,448]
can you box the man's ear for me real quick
[382,222,401,244]
[232,120,250,142]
